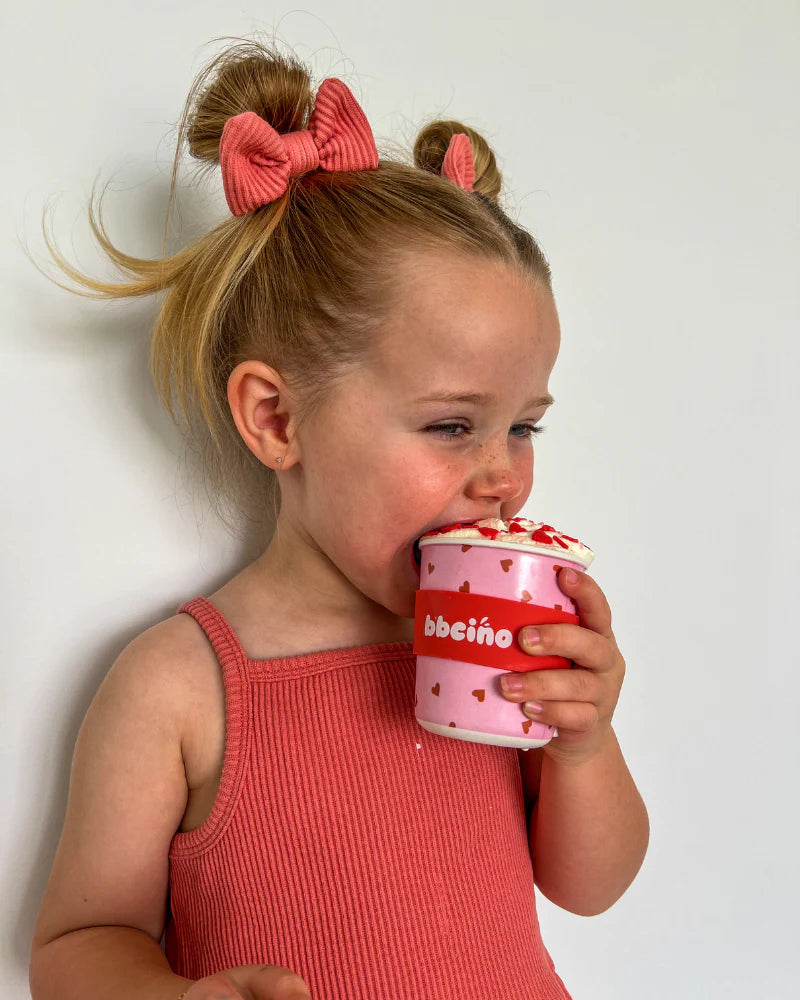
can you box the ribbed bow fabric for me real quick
[441,132,475,192]
[220,75,476,215]
[219,77,380,215]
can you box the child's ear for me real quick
[226,361,299,470]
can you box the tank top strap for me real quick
[171,596,252,854]
[176,595,250,668]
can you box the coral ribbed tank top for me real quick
[164,596,571,999]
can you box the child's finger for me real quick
[517,623,612,672]
[500,664,603,706]
[557,567,614,639]
[522,698,600,734]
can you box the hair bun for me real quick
[178,38,316,164]
[413,120,502,203]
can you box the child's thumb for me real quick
[183,964,312,1000]
[231,963,312,1000]
[251,964,311,1000]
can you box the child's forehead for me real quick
[375,289,555,369]
[388,256,549,341]
[360,255,558,394]
[395,251,528,307]
[363,339,555,412]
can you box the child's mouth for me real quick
[411,520,483,572]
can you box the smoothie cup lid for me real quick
[417,516,595,569]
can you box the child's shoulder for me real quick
[104,608,228,797]
[120,606,220,697]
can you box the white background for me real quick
[3,2,798,997]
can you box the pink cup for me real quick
[412,519,594,750]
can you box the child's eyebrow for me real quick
[414,390,555,408]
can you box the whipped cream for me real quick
[418,516,595,568]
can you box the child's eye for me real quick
[425,423,545,441]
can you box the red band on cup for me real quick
[413,589,578,673]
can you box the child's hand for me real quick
[182,964,312,1000]
[499,567,626,766]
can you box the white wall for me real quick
[3,2,797,997]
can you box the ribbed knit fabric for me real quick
[164,596,571,999]
[219,78,379,215]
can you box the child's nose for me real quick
[464,458,525,505]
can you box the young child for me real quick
[28,38,649,1000]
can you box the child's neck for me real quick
[207,533,414,658]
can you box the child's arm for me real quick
[29,625,196,1000]
[524,728,649,916]
[505,567,649,916]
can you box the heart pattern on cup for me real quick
[520,590,532,603]
[427,562,435,575]
[461,545,472,552]
[419,690,548,742]
[459,580,470,593]
[500,559,513,572]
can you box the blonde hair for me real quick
[31,35,553,540]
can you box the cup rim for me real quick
[417,535,593,568]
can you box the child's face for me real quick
[291,252,561,620]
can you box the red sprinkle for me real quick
[423,519,587,555]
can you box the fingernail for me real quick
[523,627,541,644]
[565,569,578,585]
[524,701,544,715]
[501,674,524,692]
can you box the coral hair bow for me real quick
[220,77,380,216]
[441,132,475,192]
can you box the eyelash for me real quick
[426,422,545,441]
